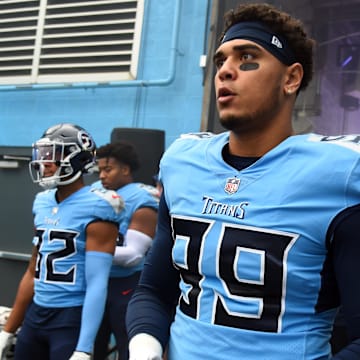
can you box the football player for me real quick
[92,141,159,360]
[126,3,360,360]
[0,123,125,360]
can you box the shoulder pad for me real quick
[91,188,125,214]
[179,132,214,140]
[308,134,360,153]
[139,184,160,201]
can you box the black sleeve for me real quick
[330,205,360,359]
[126,193,180,350]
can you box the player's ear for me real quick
[284,62,303,95]
[120,163,131,176]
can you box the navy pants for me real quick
[14,303,82,360]
[93,272,141,360]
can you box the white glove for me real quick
[0,307,12,327]
[129,333,163,360]
[68,351,91,360]
[0,330,15,360]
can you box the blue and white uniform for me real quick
[14,185,124,359]
[127,132,360,360]
[92,181,158,360]
[92,181,159,276]
[32,185,124,307]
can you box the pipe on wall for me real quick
[0,251,31,262]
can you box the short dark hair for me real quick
[220,3,315,91]
[96,141,140,172]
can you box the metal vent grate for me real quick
[0,0,144,85]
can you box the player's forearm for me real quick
[112,229,152,267]
[332,209,360,358]
[75,251,112,353]
[126,289,172,352]
[126,196,178,349]
[4,266,34,333]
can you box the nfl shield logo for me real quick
[224,177,240,194]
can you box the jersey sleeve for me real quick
[330,206,360,344]
[90,187,125,224]
[126,194,179,349]
[136,184,160,211]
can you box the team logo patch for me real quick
[224,177,240,194]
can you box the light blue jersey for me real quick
[159,132,360,360]
[32,185,124,307]
[92,181,159,277]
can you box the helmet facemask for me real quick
[29,140,87,189]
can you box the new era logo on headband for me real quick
[271,35,283,49]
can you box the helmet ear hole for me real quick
[70,151,95,175]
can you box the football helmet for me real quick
[29,123,96,189]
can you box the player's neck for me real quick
[117,177,134,190]
[56,178,85,202]
[229,124,294,157]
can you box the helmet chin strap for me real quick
[38,167,82,189]
[37,164,56,189]
[58,170,82,186]
[39,177,59,190]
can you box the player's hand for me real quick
[68,351,91,360]
[0,330,15,359]
[129,333,162,360]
